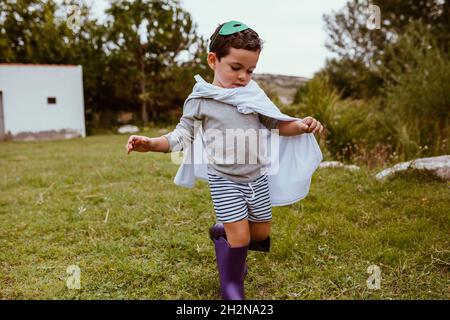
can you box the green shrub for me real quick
[288,22,450,166]
[381,21,450,158]
[287,75,393,167]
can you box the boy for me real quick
[126,21,323,300]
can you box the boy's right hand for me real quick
[126,135,152,154]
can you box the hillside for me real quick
[253,73,310,105]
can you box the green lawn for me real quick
[0,130,449,299]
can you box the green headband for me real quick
[209,21,250,52]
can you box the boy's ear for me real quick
[207,52,218,70]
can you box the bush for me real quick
[288,21,450,167]
[287,75,407,168]
[381,21,450,158]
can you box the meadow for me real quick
[0,129,448,299]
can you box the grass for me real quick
[0,129,449,299]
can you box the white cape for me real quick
[170,74,323,206]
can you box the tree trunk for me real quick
[140,64,148,126]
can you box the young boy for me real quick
[126,21,323,300]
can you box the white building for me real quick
[0,64,86,141]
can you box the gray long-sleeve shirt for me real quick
[163,97,280,183]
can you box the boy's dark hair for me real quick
[209,23,263,61]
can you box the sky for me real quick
[89,0,349,78]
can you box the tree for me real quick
[322,0,450,99]
[0,0,208,129]
[382,21,450,156]
[317,57,383,99]
[324,0,449,64]
[0,0,112,115]
[0,0,63,63]
[105,0,200,125]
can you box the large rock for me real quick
[375,155,450,181]
[118,125,139,134]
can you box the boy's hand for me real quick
[126,135,152,154]
[297,116,323,134]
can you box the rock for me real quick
[375,155,450,181]
[319,161,360,171]
[118,125,139,134]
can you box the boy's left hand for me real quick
[299,116,323,134]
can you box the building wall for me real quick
[0,65,86,137]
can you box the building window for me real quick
[47,97,57,104]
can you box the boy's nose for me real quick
[238,73,248,83]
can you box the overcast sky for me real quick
[89,0,349,78]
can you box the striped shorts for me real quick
[207,171,273,223]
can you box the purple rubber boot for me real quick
[213,237,248,300]
[209,223,248,277]
[209,223,227,241]
[210,223,271,252]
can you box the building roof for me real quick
[0,63,79,67]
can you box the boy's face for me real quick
[207,47,260,88]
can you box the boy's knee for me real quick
[251,233,270,243]
[225,228,250,247]
[249,222,271,242]
[230,231,251,247]
[223,219,251,247]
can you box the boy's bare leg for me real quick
[249,221,271,242]
[223,219,250,248]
